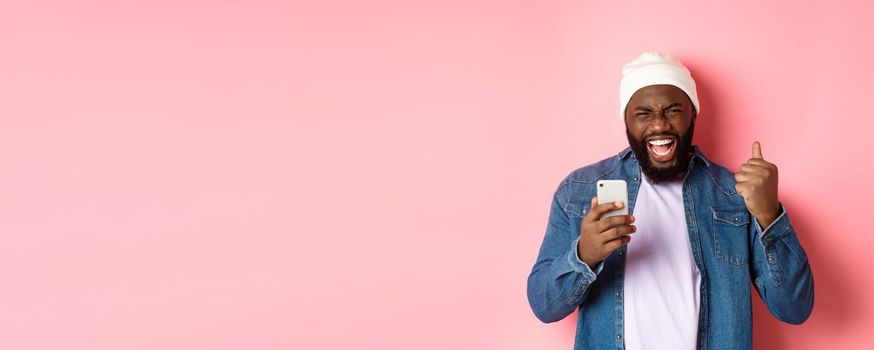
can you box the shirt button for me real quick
[619,251,624,256]
[767,255,774,261]
[633,177,639,182]
[734,217,739,222]
[617,335,622,340]
[616,291,621,296]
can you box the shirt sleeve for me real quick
[752,205,787,241]
[569,236,605,278]
[527,183,604,323]
[749,204,815,324]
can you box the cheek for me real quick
[671,119,692,134]
[634,129,650,141]
[625,122,645,138]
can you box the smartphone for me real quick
[596,180,629,218]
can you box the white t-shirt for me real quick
[623,172,701,349]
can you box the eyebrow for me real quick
[633,103,683,111]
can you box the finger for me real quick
[586,200,625,221]
[596,215,635,232]
[735,183,748,196]
[583,197,598,223]
[752,141,763,159]
[599,224,636,239]
[602,235,632,252]
[739,163,768,175]
[734,172,756,183]
[746,158,775,168]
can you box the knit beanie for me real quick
[619,52,700,121]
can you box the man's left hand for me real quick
[734,141,781,228]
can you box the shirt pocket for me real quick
[711,206,750,266]
[563,201,590,219]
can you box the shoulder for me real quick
[697,159,740,196]
[563,154,623,185]
[688,146,741,196]
[553,150,626,201]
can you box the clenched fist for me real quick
[577,197,637,269]
[734,141,781,228]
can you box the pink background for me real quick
[1,0,872,349]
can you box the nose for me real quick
[649,112,671,132]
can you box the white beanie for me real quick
[619,52,700,121]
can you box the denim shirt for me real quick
[527,146,814,350]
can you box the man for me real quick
[526,52,814,349]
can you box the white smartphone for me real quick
[596,180,629,218]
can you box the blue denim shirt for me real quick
[527,146,814,350]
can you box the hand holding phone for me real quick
[575,180,635,269]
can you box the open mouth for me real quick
[646,137,677,163]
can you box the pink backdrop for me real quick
[1,0,872,349]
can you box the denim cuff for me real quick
[568,237,604,283]
[753,205,790,247]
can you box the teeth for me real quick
[653,147,672,156]
[648,139,674,146]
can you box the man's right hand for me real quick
[577,197,636,269]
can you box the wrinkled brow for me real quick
[633,102,683,111]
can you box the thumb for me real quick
[752,141,763,159]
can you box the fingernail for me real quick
[630,216,635,222]
[614,201,622,207]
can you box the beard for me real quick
[625,120,696,184]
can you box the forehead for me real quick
[628,84,691,106]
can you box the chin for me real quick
[649,159,677,169]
